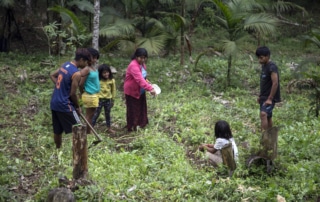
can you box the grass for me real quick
[0,39,320,201]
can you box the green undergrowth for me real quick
[0,43,320,201]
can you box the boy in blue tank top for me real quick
[50,48,91,148]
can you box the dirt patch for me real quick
[9,169,43,197]
[94,123,138,151]
[186,148,213,170]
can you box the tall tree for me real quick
[25,0,32,18]
[180,0,185,65]
[92,0,100,50]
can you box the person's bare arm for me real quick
[265,72,278,105]
[70,72,82,114]
[50,68,60,84]
[205,145,218,154]
[199,144,217,154]
[78,67,89,94]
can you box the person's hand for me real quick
[75,107,82,115]
[264,99,272,106]
[150,89,156,96]
[110,100,114,108]
[199,144,210,152]
[199,144,205,152]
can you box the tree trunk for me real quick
[92,0,100,50]
[72,124,88,180]
[227,55,232,87]
[25,0,32,18]
[180,0,185,66]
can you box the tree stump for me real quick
[72,124,88,180]
[258,127,279,161]
[246,126,279,173]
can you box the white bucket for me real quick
[152,84,161,95]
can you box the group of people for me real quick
[50,47,155,148]
[49,46,281,169]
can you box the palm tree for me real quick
[203,0,278,87]
[301,28,320,48]
[99,0,186,56]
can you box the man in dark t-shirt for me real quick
[255,46,281,131]
[50,48,91,148]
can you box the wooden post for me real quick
[72,124,88,180]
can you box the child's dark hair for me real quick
[214,120,233,139]
[98,64,113,80]
[87,47,100,59]
[131,48,148,60]
[255,46,270,57]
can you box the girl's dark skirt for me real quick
[125,93,148,131]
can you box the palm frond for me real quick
[243,13,278,36]
[144,17,166,31]
[100,20,135,38]
[212,0,234,27]
[301,29,320,48]
[155,11,186,28]
[212,0,244,30]
[235,0,264,12]
[301,36,320,49]
[271,1,307,14]
[48,6,86,34]
[214,16,228,29]
[119,40,137,55]
[67,0,95,14]
[136,28,168,55]
[220,39,237,56]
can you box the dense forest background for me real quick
[1,0,320,56]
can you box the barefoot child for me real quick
[199,120,238,166]
[92,64,116,134]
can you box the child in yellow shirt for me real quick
[92,64,116,134]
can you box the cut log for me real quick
[258,127,279,161]
[72,124,88,180]
[246,127,279,173]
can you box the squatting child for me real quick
[199,120,238,166]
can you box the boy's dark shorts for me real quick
[52,110,81,134]
[259,99,275,118]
